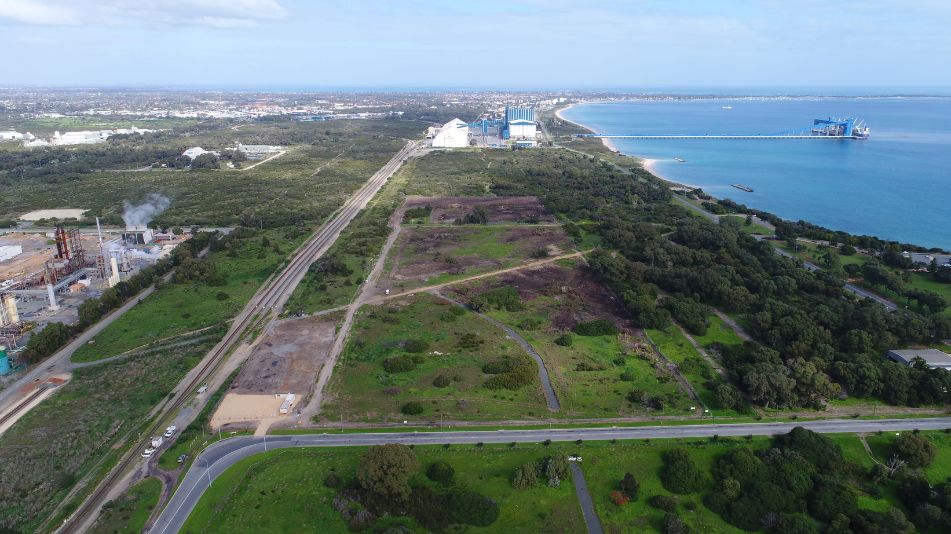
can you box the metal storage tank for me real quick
[0,346,11,376]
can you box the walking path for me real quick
[237,150,286,171]
[671,321,727,379]
[712,309,752,341]
[570,463,605,534]
[433,290,561,412]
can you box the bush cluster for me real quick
[573,319,619,336]
[511,453,570,489]
[482,355,536,390]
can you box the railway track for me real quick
[0,387,46,428]
[56,140,418,533]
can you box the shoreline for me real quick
[552,103,949,252]
[555,103,699,189]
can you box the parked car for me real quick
[164,425,177,438]
[177,454,188,464]
[142,447,155,458]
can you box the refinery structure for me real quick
[0,211,190,371]
[427,106,539,149]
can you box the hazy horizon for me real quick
[2,0,949,88]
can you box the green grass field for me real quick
[90,477,163,534]
[482,295,694,418]
[691,315,745,349]
[906,272,951,318]
[321,294,549,423]
[72,228,307,362]
[181,428,951,534]
[645,326,738,416]
[183,445,585,534]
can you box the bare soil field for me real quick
[448,262,632,333]
[404,195,557,224]
[382,225,574,291]
[231,315,338,396]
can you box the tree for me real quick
[190,152,219,169]
[401,401,424,415]
[619,472,640,500]
[892,433,936,468]
[356,444,420,500]
[426,461,455,484]
[720,478,741,499]
[662,513,689,534]
[23,322,71,363]
[714,383,742,409]
[661,449,705,494]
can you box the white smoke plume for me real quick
[122,194,170,228]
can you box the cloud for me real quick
[0,0,286,28]
[0,0,80,26]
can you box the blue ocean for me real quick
[561,98,951,249]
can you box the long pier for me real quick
[576,134,863,140]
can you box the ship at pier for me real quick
[811,117,870,139]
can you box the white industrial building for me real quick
[21,128,153,147]
[0,131,28,141]
[887,348,951,370]
[431,118,470,148]
[235,143,282,160]
[182,146,213,160]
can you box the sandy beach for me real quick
[556,104,700,189]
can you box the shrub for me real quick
[433,375,451,388]
[573,319,618,336]
[554,333,573,346]
[619,472,640,500]
[401,401,424,415]
[446,488,499,527]
[482,355,536,390]
[215,291,230,301]
[404,339,430,353]
[650,495,678,512]
[426,461,455,484]
[511,464,539,489]
[323,473,343,489]
[470,286,523,312]
[891,433,936,468]
[610,490,630,506]
[620,371,636,382]
[662,513,689,534]
[383,355,416,373]
[661,449,705,494]
[356,444,420,501]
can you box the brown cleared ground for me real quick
[231,315,338,396]
[404,195,557,224]
[381,224,575,294]
[447,262,633,333]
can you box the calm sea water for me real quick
[562,98,951,249]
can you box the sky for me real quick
[1,0,950,90]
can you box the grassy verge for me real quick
[72,227,307,362]
[0,343,214,533]
[89,477,163,534]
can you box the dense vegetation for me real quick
[483,148,951,409]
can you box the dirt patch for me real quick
[231,315,337,395]
[386,226,573,286]
[404,196,556,224]
[210,393,294,427]
[447,263,633,333]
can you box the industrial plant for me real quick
[427,106,539,149]
[0,200,191,371]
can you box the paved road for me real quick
[435,292,561,411]
[570,463,604,534]
[151,417,951,533]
